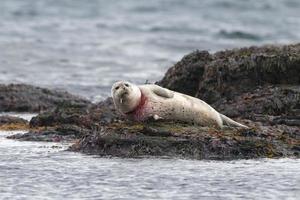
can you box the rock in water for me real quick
[0,84,90,112]
[0,115,28,130]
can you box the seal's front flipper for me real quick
[146,114,163,123]
[153,114,163,120]
[150,85,174,98]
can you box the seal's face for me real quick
[111,81,141,114]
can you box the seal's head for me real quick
[111,81,141,114]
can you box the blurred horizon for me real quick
[0,0,300,101]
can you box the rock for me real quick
[0,115,28,130]
[214,85,300,118]
[69,121,300,159]
[0,84,90,112]
[9,97,120,142]
[29,97,120,128]
[0,115,28,125]
[158,43,300,104]
[7,124,90,142]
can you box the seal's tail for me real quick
[220,114,249,129]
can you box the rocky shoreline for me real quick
[2,43,300,160]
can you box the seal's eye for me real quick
[124,83,129,87]
[115,86,120,90]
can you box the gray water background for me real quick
[0,0,300,101]
[0,1,300,199]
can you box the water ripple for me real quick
[0,0,300,99]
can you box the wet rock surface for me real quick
[70,121,299,159]
[0,84,90,112]
[7,97,121,142]
[0,115,28,130]
[0,115,28,125]
[3,43,300,160]
[7,125,90,142]
[159,44,300,104]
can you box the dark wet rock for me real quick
[29,97,120,129]
[0,115,28,130]
[0,84,90,112]
[158,43,300,104]
[0,115,28,125]
[7,125,90,142]
[10,97,120,142]
[214,85,300,118]
[29,102,91,128]
[70,121,300,159]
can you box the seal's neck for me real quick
[125,91,147,115]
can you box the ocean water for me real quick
[1,128,300,200]
[0,1,300,199]
[0,0,300,100]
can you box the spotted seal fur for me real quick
[111,81,248,129]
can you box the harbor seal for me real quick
[111,81,248,129]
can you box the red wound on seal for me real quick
[125,92,147,120]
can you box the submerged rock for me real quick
[0,84,90,112]
[6,43,300,160]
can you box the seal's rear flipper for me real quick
[220,114,249,129]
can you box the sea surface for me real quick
[1,120,300,200]
[0,1,300,199]
[1,0,300,100]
